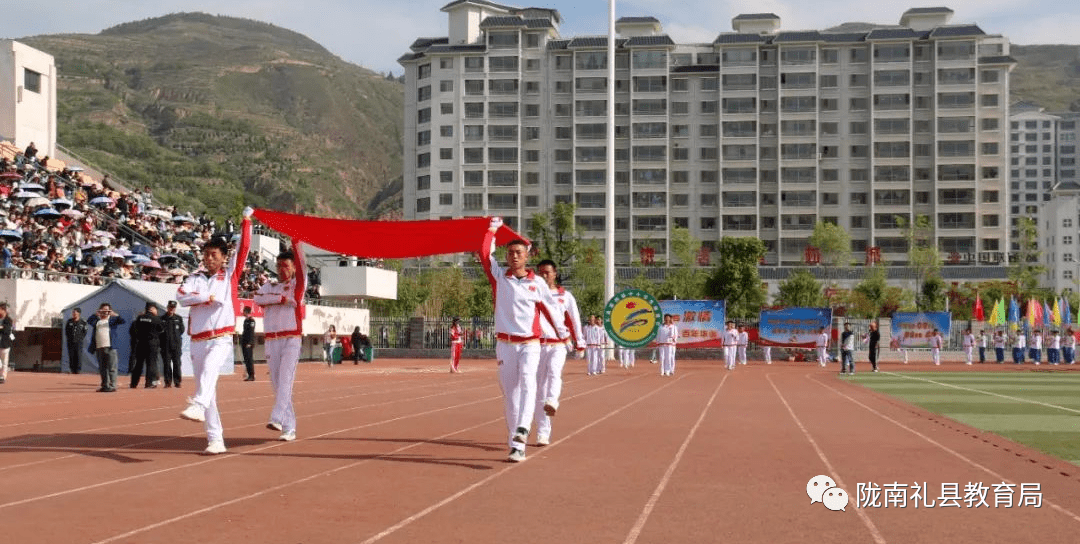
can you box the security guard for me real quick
[65,307,89,374]
[160,301,185,388]
[131,302,164,388]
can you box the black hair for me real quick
[277,250,294,262]
[204,237,229,254]
[73,307,82,314]
[98,302,111,309]
[537,259,557,270]
[506,239,528,249]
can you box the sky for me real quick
[3,0,1078,75]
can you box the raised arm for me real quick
[479,217,504,289]
[228,208,254,291]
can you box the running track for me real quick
[0,357,1078,543]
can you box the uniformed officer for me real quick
[131,302,164,388]
[65,307,89,374]
[240,306,256,381]
[160,300,185,388]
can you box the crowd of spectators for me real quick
[0,141,276,294]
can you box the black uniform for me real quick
[240,316,256,379]
[160,311,185,387]
[130,312,164,388]
[64,316,89,374]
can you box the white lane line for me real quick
[623,374,727,544]
[358,374,681,544]
[0,378,497,472]
[881,372,1080,415]
[88,374,644,544]
[769,374,887,544]
[816,376,1080,524]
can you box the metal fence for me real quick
[368,317,498,350]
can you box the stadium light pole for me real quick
[605,0,616,304]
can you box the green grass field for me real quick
[849,372,1080,465]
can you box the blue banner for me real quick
[657,300,726,347]
[758,307,833,347]
[890,312,952,348]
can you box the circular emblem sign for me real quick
[604,289,662,348]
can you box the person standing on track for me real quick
[1048,330,1062,365]
[585,315,605,376]
[130,302,164,388]
[1013,330,1026,364]
[737,325,749,366]
[978,329,988,364]
[865,321,880,372]
[620,345,636,369]
[481,217,568,463]
[87,302,124,392]
[657,314,679,376]
[239,306,256,381]
[723,321,738,370]
[176,208,252,455]
[1030,330,1043,365]
[533,259,584,447]
[931,329,943,366]
[160,301,185,387]
[840,323,855,375]
[1064,328,1076,364]
[993,330,1006,364]
[449,317,464,373]
[815,327,829,368]
[253,242,307,442]
[64,307,88,375]
[963,328,975,366]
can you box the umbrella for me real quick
[128,254,151,264]
[158,254,180,264]
[105,249,126,259]
[33,208,61,219]
[173,242,191,251]
[24,196,51,207]
[172,215,195,223]
[973,295,984,322]
[130,244,154,257]
[93,230,115,239]
[168,268,187,276]
[60,209,85,219]
[12,191,39,199]
[0,229,22,242]
[51,198,73,210]
[90,196,114,207]
[173,231,195,242]
[140,260,161,269]
[147,209,173,220]
[68,166,84,172]
[0,172,22,181]
[19,183,45,192]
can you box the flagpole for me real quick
[604,0,616,304]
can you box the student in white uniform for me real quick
[763,345,772,365]
[481,218,569,463]
[656,314,678,376]
[816,327,829,368]
[978,330,988,363]
[1064,328,1076,364]
[177,208,252,454]
[533,259,584,447]
[737,325,749,365]
[723,321,738,370]
[931,329,943,366]
[585,316,602,376]
[1048,330,1062,365]
[962,328,975,365]
[993,330,1006,363]
[620,346,636,369]
[253,241,307,442]
[1030,330,1043,365]
[1013,331,1026,364]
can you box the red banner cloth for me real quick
[251,210,528,259]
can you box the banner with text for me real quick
[657,300,726,348]
[758,307,833,348]
[891,312,953,348]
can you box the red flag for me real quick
[974,294,984,321]
[251,210,527,259]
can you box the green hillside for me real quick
[1009,45,1080,112]
[21,12,403,219]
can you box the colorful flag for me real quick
[1008,297,1020,331]
[1043,300,1054,328]
[973,295,985,321]
[1053,298,1062,327]
[987,297,1001,326]
[1063,297,1072,326]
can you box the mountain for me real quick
[21,12,404,219]
[1009,45,1080,112]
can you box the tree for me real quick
[416,266,473,318]
[774,269,826,308]
[528,202,581,273]
[921,276,948,312]
[570,240,607,318]
[808,220,851,269]
[1009,217,1046,299]
[898,214,941,311]
[656,226,707,300]
[704,237,767,319]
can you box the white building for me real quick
[400,4,1014,268]
[0,40,57,157]
[1038,113,1080,294]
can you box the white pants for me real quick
[535,343,567,440]
[932,348,941,365]
[190,336,232,442]
[496,341,541,452]
[724,346,736,369]
[660,344,676,374]
[965,346,973,364]
[0,347,9,378]
[763,346,772,364]
[738,345,747,365]
[267,336,301,433]
[621,348,635,368]
[817,347,828,366]
[588,346,604,374]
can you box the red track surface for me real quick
[1,356,1078,543]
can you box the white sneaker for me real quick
[512,426,529,444]
[543,399,559,416]
[507,448,526,463]
[279,430,296,442]
[536,435,550,446]
[180,402,205,422]
[204,441,226,455]
[266,422,282,432]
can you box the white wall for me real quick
[318,265,397,300]
[0,40,56,156]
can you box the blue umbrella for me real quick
[19,183,45,192]
[158,254,180,264]
[33,208,62,219]
[0,229,22,242]
[12,191,38,199]
[90,196,114,207]
[51,198,74,210]
[127,254,151,264]
[130,244,154,257]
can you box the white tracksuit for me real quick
[657,323,678,375]
[176,215,251,444]
[737,331,748,365]
[481,225,568,454]
[585,324,608,375]
[535,286,584,442]
[963,333,975,365]
[816,332,830,367]
[253,241,307,436]
[724,328,739,369]
[620,346,636,368]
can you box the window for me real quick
[671,78,688,91]
[982,215,999,227]
[874,70,910,87]
[440,103,453,114]
[417,152,430,168]
[415,197,430,213]
[700,194,718,207]
[463,148,483,164]
[631,50,666,69]
[488,32,519,49]
[439,148,452,160]
[439,80,453,92]
[464,103,484,119]
[981,94,999,107]
[633,76,666,93]
[464,172,484,187]
[464,57,484,72]
[527,33,541,48]
[575,51,607,70]
[439,194,453,206]
[722,49,756,65]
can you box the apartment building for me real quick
[399,2,1013,267]
[1032,111,1080,293]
